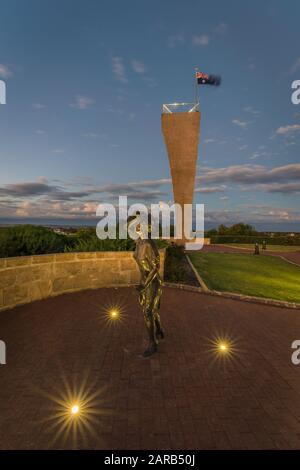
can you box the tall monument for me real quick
[161,102,200,246]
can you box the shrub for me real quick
[0,224,168,258]
[164,245,200,286]
[0,225,69,258]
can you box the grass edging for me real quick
[182,255,300,310]
[163,282,202,293]
[185,254,210,292]
[206,289,300,310]
[163,282,300,310]
[274,255,300,268]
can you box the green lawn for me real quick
[188,252,300,303]
[221,244,300,252]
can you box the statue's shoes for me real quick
[143,343,158,358]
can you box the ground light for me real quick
[208,333,239,364]
[71,404,79,416]
[218,341,229,353]
[40,373,106,448]
[109,308,119,320]
[101,297,127,326]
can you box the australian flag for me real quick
[196,71,221,86]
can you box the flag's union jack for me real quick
[196,71,221,86]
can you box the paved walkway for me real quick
[0,286,300,449]
[203,245,300,266]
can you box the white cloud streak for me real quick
[112,56,128,83]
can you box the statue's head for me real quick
[127,212,152,241]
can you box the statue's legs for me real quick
[143,307,158,357]
[140,281,163,357]
[154,311,164,339]
[153,285,164,339]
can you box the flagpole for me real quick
[194,67,199,105]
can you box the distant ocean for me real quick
[0,218,299,232]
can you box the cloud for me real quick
[107,106,124,115]
[0,64,13,78]
[0,199,100,219]
[249,151,268,160]
[213,22,228,35]
[205,206,300,224]
[37,176,49,184]
[0,181,92,202]
[143,76,157,88]
[32,103,46,109]
[167,34,185,48]
[35,129,46,135]
[112,56,128,83]
[276,124,300,135]
[50,190,92,201]
[130,60,156,87]
[70,95,94,109]
[119,190,168,200]
[240,205,300,221]
[232,119,249,129]
[6,162,299,199]
[243,106,261,116]
[129,178,171,189]
[2,162,300,219]
[249,154,259,161]
[92,179,170,195]
[192,35,210,46]
[0,182,59,197]
[0,177,170,202]
[39,162,300,198]
[195,186,226,194]
[290,58,300,75]
[0,178,169,219]
[285,141,296,147]
[247,58,256,70]
[255,182,300,194]
[52,148,65,154]
[199,163,300,185]
[82,132,99,138]
[131,60,146,74]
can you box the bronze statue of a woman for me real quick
[128,216,164,357]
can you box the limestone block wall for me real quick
[0,250,166,312]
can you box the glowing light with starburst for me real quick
[218,341,229,353]
[71,404,80,416]
[109,308,120,320]
[40,373,107,448]
[208,333,238,364]
[101,297,127,326]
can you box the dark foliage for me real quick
[0,225,69,257]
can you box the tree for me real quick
[218,224,228,235]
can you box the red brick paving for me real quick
[0,286,300,449]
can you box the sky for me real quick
[0,0,300,230]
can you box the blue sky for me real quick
[0,0,300,229]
